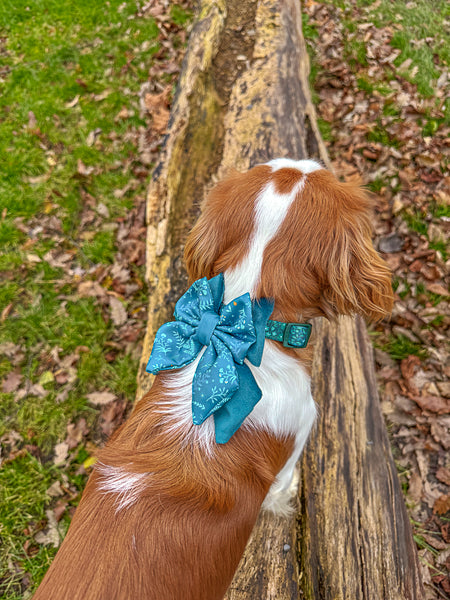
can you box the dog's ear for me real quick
[184,203,222,282]
[318,182,394,322]
[184,166,271,282]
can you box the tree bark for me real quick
[299,316,423,600]
[137,0,423,598]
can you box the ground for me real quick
[302,1,449,597]
[0,0,448,598]
[0,1,192,597]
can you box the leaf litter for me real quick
[303,1,449,596]
[0,0,193,596]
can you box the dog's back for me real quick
[34,159,392,599]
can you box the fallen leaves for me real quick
[53,442,69,466]
[66,419,90,450]
[76,158,95,177]
[433,495,450,517]
[143,88,171,133]
[86,391,117,406]
[412,395,450,415]
[109,296,128,326]
[304,1,450,593]
[65,95,80,108]
[34,509,61,548]
[1,371,22,393]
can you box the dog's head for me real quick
[184,159,393,323]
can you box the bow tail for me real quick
[213,363,262,444]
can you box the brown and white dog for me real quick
[34,158,393,600]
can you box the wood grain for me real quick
[299,316,423,599]
[137,1,423,598]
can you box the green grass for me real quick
[0,0,160,226]
[0,0,193,595]
[170,3,193,26]
[317,118,334,142]
[302,12,319,40]
[0,449,95,598]
[401,207,449,261]
[377,333,428,361]
[319,0,449,101]
[366,123,400,148]
[401,208,428,237]
[370,0,449,98]
[0,453,60,598]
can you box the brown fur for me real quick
[184,166,271,281]
[34,376,293,600]
[257,169,393,323]
[34,163,393,600]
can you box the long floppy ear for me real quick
[184,166,271,282]
[319,182,394,322]
[184,204,222,282]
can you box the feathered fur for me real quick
[34,159,393,600]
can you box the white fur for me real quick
[96,463,150,511]
[224,179,303,302]
[246,343,316,515]
[160,160,319,514]
[96,158,323,513]
[100,160,320,512]
[268,157,322,173]
[161,350,217,455]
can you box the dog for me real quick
[33,158,393,600]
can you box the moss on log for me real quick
[138,0,423,598]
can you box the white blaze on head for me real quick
[223,158,322,303]
[267,158,322,174]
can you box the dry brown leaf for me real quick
[16,383,48,399]
[65,95,79,108]
[436,467,450,486]
[65,418,90,449]
[2,371,23,393]
[53,442,69,466]
[86,391,117,405]
[433,494,450,516]
[78,280,107,300]
[413,395,450,414]
[408,471,423,504]
[109,296,127,326]
[77,159,94,177]
[426,282,448,296]
[34,509,61,548]
[1,302,13,322]
[400,355,421,381]
[437,382,450,398]
[93,89,111,101]
[46,480,64,498]
[115,106,132,121]
[430,420,450,450]
[144,91,170,133]
[100,399,127,437]
[422,533,447,551]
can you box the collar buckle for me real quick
[282,322,312,348]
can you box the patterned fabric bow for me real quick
[146,274,274,443]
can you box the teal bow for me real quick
[146,274,274,443]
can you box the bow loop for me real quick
[195,311,220,346]
[146,274,274,443]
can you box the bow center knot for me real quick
[195,311,220,346]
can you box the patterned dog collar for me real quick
[265,320,311,348]
[146,274,312,443]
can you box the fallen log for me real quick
[137,0,423,597]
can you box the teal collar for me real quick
[265,320,311,349]
[146,274,312,444]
